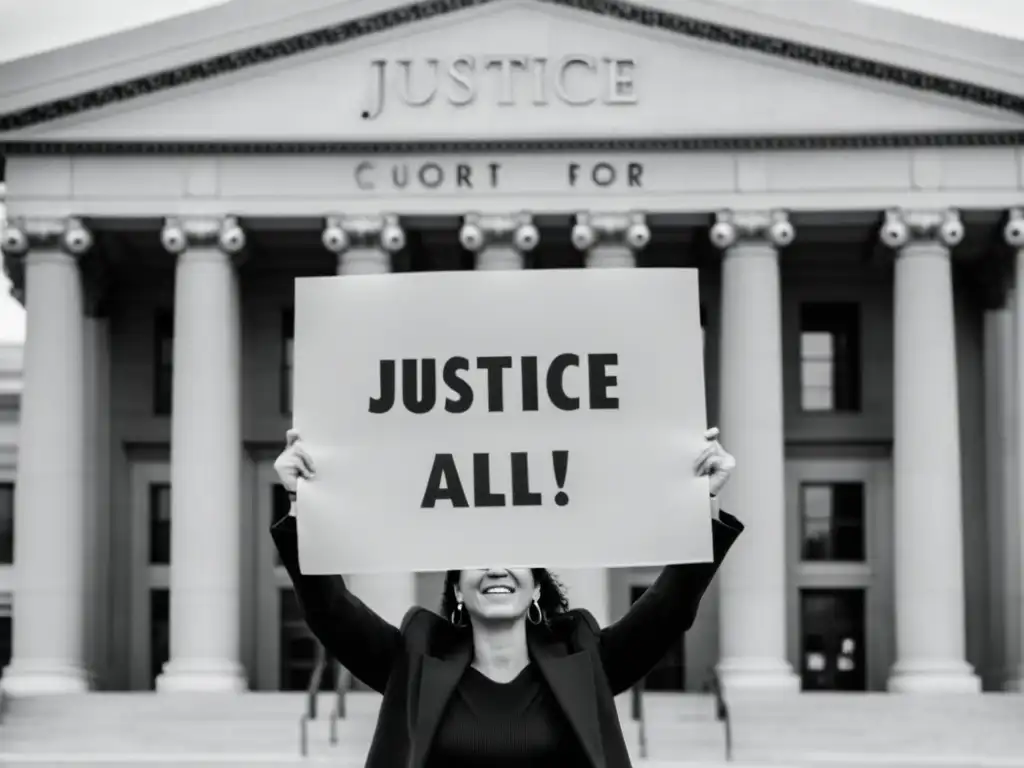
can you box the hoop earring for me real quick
[527,599,543,625]
[450,601,467,628]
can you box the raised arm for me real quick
[271,513,403,694]
[270,429,403,694]
[597,511,743,695]
[597,428,742,695]
[272,514,403,696]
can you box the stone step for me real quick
[3,692,362,716]
[4,692,1023,766]
[0,756,356,768]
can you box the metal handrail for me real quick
[328,663,352,746]
[299,643,328,757]
[630,679,648,759]
[706,669,732,762]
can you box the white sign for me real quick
[293,268,711,575]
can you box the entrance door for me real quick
[800,588,866,691]
[786,458,893,691]
[128,462,171,690]
[254,462,336,691]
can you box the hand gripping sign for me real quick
[293,268,712,575]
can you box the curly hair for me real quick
[441,569,570,625]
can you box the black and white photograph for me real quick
[0,0,1023,766]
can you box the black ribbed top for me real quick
[425,663,588,768]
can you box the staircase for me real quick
[1,690,1023,767]
[0,692,378,767]
[717,692,1024,765]
[636,693,732,761]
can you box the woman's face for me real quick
[455,567,541,625]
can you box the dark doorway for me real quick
[800,588,867,691]
[630,585,685,690]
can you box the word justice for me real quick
[368,354,621,415]
[362,55,638,119]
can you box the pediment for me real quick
[2,0,1023,146]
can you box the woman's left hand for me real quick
[694,427,736,497]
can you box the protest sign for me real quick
[293,268,711,575]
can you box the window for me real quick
[281,309,294,416]
[800,482,865,562]
[280,588,335,692]
[0,482,12,564]
[149,483,171,565]
[154,310,174,415]
[799,303,860,412]
[150,588,169,688]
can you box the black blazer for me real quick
[271,510,744,768]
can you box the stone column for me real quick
[979,245,1017,691]
[156,217,247,692]
[712,210,800,692]
[1005,208,1024,691]
[321,214,415,627]
[881,208,980,692]
[0,218,93,694]
[459,212,539,271]
[563,211,651,626]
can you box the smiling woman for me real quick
[271,427,742,768]
[442,568,570,636]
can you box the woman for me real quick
[271,427,744,768]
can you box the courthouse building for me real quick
[0,0,1022,698]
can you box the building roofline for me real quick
[0,0,1022,138]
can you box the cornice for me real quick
[1,131,1022,156]
[0,0,1022,137]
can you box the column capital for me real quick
[709,210,794,251]
[1,216,94,259]
[459,212,539,254]
[322,214,405,255]
[571,211,650,253]
[879,208,964,250]
[160,216,247,259]
[1004,208,1024,249]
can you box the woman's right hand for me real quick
[274,429,315,495]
